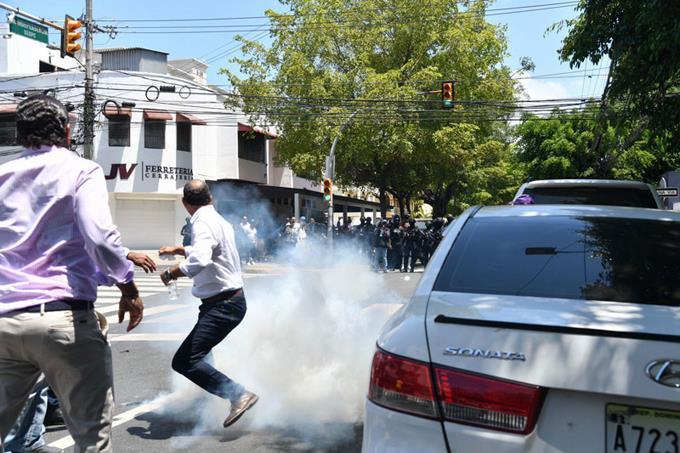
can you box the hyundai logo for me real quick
[645,360,680,388]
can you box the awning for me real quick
[143,109,172,121]
[238,122,278,139]
[177,112,207,125]
[0,104,17,114]
[103,105,132,117]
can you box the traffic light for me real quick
[441,81,454,109]
[61,15,82,58]
[323,178,333,201]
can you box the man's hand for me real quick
[159,245,185,256]
[127,252,157,273]
[160,268,174,286]
[118,295,143,332]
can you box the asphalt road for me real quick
[44,265,421,452]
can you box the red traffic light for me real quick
[61,15,82,57]
[323,178,333,201]
[441,81,454,109]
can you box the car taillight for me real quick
[435,367,545,434]
[368,349,439,419]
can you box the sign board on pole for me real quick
[657,187,679,198]
[10,17,49,44]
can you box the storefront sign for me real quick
[10,17,49,44]
[105,163,137,180]
[142,163,193,181]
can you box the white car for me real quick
[363,204,680,452]
[513,179,663,209]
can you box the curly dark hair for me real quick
[16,95,69,149]
[183,179,212,206]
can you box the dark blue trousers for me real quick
[171,295,246,403]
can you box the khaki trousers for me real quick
[0,309,113,453]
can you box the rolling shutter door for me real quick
[115,199,176,249]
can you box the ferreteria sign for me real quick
[142,163,194,181]
[10,17,49,44]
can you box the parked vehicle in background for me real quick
[363,205,680,452]
[513,179,663,209]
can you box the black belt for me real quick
[201,288,243,304]
[11,300,94,314]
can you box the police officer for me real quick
[402,222,422,272]
[389,216,404,271]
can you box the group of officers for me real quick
[333,214,450,272]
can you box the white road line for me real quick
[109,333,186,342]
[48,401,162,450]
[102,304,188,324]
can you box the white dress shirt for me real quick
[179,205,243,299]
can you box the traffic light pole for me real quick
[325,146,336,246]
[82,0,95,160]
[325,109,362,247]
[0,3,63,31]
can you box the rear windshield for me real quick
[523,186,658,208]
[433,216,680,306]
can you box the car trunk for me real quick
[425,292,680,452]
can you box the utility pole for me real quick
[82,0,95,160]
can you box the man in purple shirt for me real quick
[0,95,144,453]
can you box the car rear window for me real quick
[523,186,658,208]
[433,216,680,306]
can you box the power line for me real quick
[111,2,578,34]
[96,1,574,23]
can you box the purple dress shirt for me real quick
[0,145,133,313]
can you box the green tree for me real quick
[515,107,669,183]
[223,0,519,217]
[559,0,680,166]
[422,123,522,215]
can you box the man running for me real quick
[159,179,258,428]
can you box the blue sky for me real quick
[10,0,606,100]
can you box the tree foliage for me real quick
[559,0,680,151]
[223,0,520,216]
[515,107,676,183]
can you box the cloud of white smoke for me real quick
[145,183,406,448]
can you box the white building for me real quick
[0,19,381,249]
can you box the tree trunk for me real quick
[432,185,454,218]
[397,197,405,217]
[379,187,388,218]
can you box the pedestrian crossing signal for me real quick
[323,178,333,201]
[61,15,82,58]
[441,81,454,109]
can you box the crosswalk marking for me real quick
[91,270,267,338]
[102,304,188,325]
[49,400,163,450]
[109,333,186,342]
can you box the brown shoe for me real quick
[223,392,259,428]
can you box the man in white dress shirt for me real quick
[159,180,258,428]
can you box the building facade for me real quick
[0,19,381,249]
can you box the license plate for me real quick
[606,404,680,453]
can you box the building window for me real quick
[0,114,16,146]
[177,122,191,152]
[238,132,266,163]
[145,120,165,149]
[108,116,130,147]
